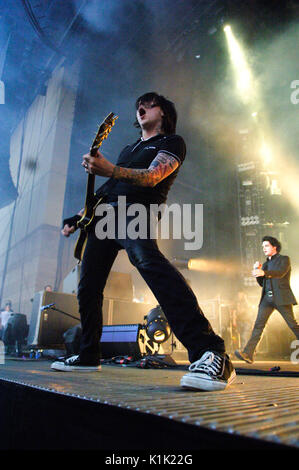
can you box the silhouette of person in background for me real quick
[0,301,14,339]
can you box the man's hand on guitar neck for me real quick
[82,150,115,177]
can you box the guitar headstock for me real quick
[90,112,118,155]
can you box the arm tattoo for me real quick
[112,152,179,187]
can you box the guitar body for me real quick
[74,112,118,262]
[73,195,103,261]
[74,229,89,262]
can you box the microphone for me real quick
[253,261,262,269]
[40,303,55,311]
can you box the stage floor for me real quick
[0,357,299,450]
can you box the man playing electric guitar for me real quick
[51,92,236,391]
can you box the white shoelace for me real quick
[66,355,79,364]
[189,351,224,376]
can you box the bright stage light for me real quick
[224,25,253,102]
[172,258,239,275]
[187,258,239,275]
[144,306,171,344]
[259,140,272,164]
[257,133,299,210]
[223,25,299,213]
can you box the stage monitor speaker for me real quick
[28,291,80,348]
[101,324,161,358]
[62,324,160,359]
[101,324,138,359]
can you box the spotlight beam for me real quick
[223,25,299,213]
[224,25,254,103]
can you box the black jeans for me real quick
[77,211,225,364]
[243,294,299,357]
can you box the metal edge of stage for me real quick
[0,373,295,452]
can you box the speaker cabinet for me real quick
[102,299,151,325]
[63,265,133,300]
[28,291,80,348]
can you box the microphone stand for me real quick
[44,305,80,323]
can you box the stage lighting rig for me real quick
[144,306,171,345]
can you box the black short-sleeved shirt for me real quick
[104,133,186,205]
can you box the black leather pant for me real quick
[77,211,225,364]
[243,294,299,357]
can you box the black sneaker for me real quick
[51,355,101,372]
[234,349,253,364]
[180,351,236,391]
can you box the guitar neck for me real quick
[83,114,117,208]
[85,173,95,206]
[84,146,98,204]
[75,113,117,261]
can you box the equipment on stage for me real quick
[40,303,55,311]
[62,305,173,360]
[101,324,152,358]
[28,290,154,349]
[27,287,298,362]
[144,305,171,344]
[74,112,118,261]
[62,305,184,362]
[63,323,160,359]
[28,291,80,348]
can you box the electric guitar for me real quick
[74,112,118,261]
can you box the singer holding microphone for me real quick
[235,236,299,363]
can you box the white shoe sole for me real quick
[180,370,236,391]
[51,362,101,372]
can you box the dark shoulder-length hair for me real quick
[262,235,282,253]
[134,92,177,135]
